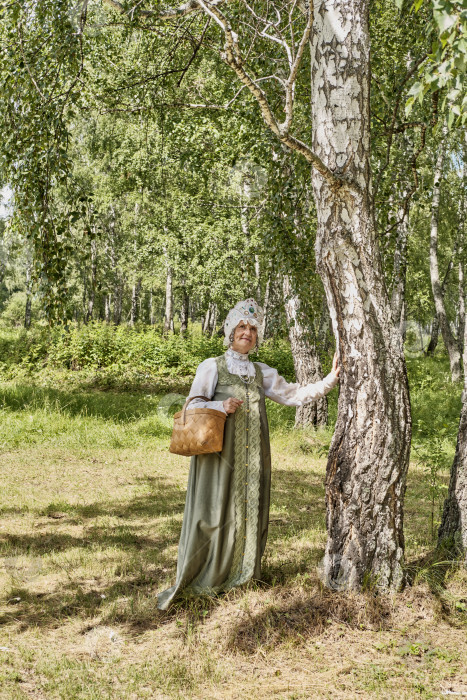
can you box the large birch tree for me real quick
[98,0,413,590]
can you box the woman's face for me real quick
[231,321,257,354]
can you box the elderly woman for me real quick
[157,299,340,610]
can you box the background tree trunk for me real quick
[24,261,32,329]
[426,315,440,356]
[426,260,454,355]
[458,148,466,357]
[149,291,155,326]
[261,273,273,340]
[113,280,123,325]
[255,254,261,299]
[210,303,218,337]
[390,196,409,338]
[283,275,328,427]
[180,290,189,334]
[104,294,111,323]
[459,260,465,357]
[438,317,467,558]
[430,134,462,381]
[310,0,411,591]
[130,277,142,325]
[164,265,173,333]
[86,238,97,324]
[202,303,211,335]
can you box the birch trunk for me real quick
[113,281,122,325]
[104,294,111,323]
[426,315,440,356]
[458,149,466,356]
[430,137,462,382]
[310,0,411,591]
[130,277,142,326]
[24,262,32,329]
[149,291,155,326]
[180,290,189,334]
[426,261,454,354]
[202,304,211,335]
[283,275,328,427]
[255,255,261,299]
[210,303,218,337]
[86,238,97,324]
[164,266,173,333]
[438,317,467,558]
[439,135,467,557]
[459,261,465,356]
[261,274,271,340]
[390,198,409,337]
[82,272,87,324]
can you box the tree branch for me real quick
[374,53,428,197]
[102,0,225,20]
[100,0,351,192]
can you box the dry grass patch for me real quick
[0,384,465,698]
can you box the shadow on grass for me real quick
[404,541,467,625]
[225,587,393,654]
[0,384,175,423]
[0,466,329,634]
[0,476,185,551]
[0,474,186,630]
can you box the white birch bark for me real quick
[390,196,409,337]
[459,260,465,356]
[202,303,211,334]
[210,303,218,336]
[438,134,467,557]
[438,315,467,558]
[283,275,328,426]
[261,275,271,340]
[24,260,32,329]
[164,265,174,333]
[130,277,142,325]
[310,0,411,591]
[430,134,462,382]
[104,294,111,323]
[86,237,97,323]
[180,290,189,334]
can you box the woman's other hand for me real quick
[332,353,341,378]
[223,397,243,414]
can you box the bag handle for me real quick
[181,395,210,425]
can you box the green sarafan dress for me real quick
[157,354,271,610]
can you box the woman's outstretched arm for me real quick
[258,353,340,407]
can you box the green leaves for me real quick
[404,0,467,125]
[0,0,87,321]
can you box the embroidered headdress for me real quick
[223,298,264,348]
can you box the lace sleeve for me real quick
[257,362,339,407]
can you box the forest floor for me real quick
[0,379,466,699]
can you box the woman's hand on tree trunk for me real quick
[223,397,243,414]
[332,353,341,378]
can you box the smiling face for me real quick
[231,321,258,354]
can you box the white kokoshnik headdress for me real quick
[223,298,264,348]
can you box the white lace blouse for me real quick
[188,348,339,413]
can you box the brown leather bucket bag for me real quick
[169,395,227,457]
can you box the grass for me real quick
[0,362,465,699]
